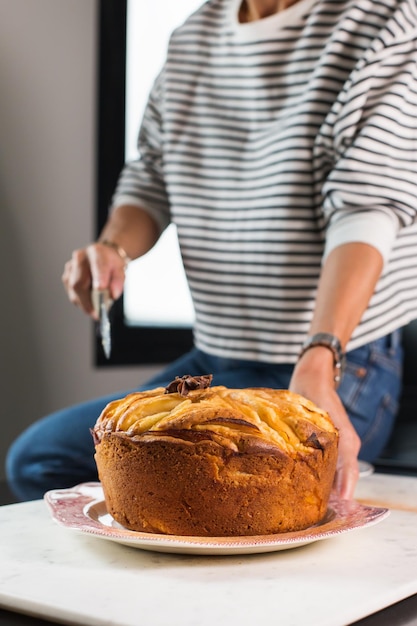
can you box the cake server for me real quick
[92,288,113,359]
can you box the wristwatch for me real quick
[298,332,346,387]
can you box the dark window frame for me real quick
[95,0,193,366]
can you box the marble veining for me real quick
[0,474,416,626]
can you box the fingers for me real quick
[85,244,125,301]
[289,363,361,500]
[333,425,361,500]
[62,248,95,316]
[62,243,127,318]
[334,462,360,500]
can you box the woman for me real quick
[7,0,416,501]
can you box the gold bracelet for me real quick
[99,239,132,268]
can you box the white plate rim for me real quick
[358,460,375,478]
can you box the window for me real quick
[96,0,201,365]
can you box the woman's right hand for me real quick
[62,242,127,319]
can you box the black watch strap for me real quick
[298,332,346,387]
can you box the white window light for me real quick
[124,0,200,327]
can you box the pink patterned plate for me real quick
[44,482,389,555]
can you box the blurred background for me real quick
[0,0,161,480]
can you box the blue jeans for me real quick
[6,332,403,501]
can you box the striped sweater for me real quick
[113,0,417,363]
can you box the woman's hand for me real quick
[291,242,384,498]
[62,205,160,318]
[62,242,127,319]
[289,346,361,500]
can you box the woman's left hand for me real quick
[289,346,361,500]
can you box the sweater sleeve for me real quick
[323,209,400,264]
[318,1,417,263]
[111,71,171,235]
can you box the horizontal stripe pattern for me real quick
[114,0,417,362]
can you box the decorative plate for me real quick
[44,483,389,555]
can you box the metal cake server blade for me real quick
[92,289,113,359]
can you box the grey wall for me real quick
[0,0,160,481]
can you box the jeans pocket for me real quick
[337,336,403,461]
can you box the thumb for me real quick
[334,457,359,500]
[86,243,114,291]
[108,265,126,301]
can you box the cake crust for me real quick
[93,380,338,536]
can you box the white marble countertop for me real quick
[0,473,417,626]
